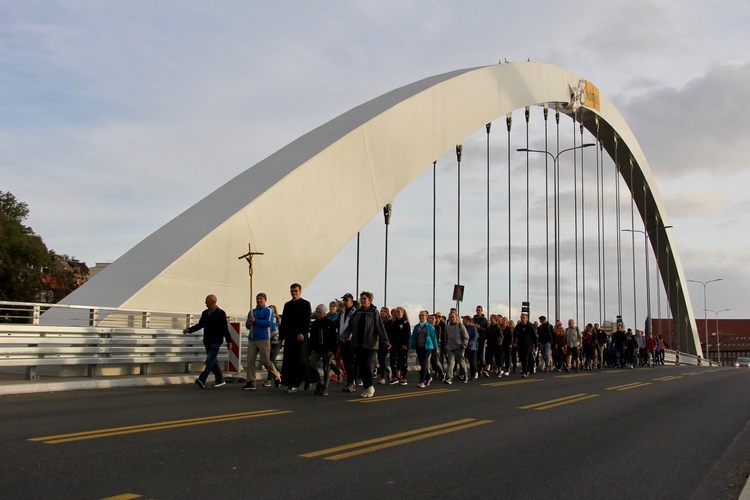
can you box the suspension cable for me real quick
[525,106,530,304]
[507,113,512,318]
[615,135,622,319]
[580,117,586,325]
[544,104,550,318]
[555,106,561,321]
[630,158,637,331]
[356,231,360,295]
[643,185,650,334]
[486,123,491,313]
[456,144,463,314]
[655,215,661,337]
[573,112,579,325]
[433,160,437,313]
[596,117,603,324]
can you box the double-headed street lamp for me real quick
[687,278,723,360]
[517,143,595,321]
[622,225,673,335]
[705,307,730,365]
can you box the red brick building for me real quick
[652,318,750,366]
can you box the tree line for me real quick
[0,191,86,303]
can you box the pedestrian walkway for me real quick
[0,371,250,396]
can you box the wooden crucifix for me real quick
[238,243,264,309]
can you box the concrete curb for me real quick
[0,375,198,396]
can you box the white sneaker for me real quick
[363,386,375,398]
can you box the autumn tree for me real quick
[0,192,49,301]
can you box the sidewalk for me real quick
[0,371,249,396]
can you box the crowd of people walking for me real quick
[187,286,670,396]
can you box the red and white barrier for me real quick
[227,322,242,376]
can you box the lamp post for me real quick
[705,308,730,365]
[687,278,723,359]
[517,143,595,321]
[383,204,392,307]
[622,225,672,336]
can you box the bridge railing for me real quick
[0,301,715,381]
[0,300,251,380]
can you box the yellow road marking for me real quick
[348,388,457,403]
[29,409,292,444]
[301,419,476,457]
[302,418,492,460]
[653,375,682,381]
[482,378,542,387]
[555,373,594,379]
[519,393,599,410]
[101,495,142,500]
[684,371,704,376]
[606,382,652,391]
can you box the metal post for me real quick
[456,144,463,314]
[383,204,392,307]
[705,308,730,365]
[687,278,723,359]
[486,123,491,313]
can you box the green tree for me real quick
[0,191,49,301]
[0,191,30,223]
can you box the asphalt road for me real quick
[2,365,750,499]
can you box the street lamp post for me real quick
[517,143,595,321]
[705,308,730,365]
[622,225,672,336]
[687,278,723,360]
[383,204,392,307]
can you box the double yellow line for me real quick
[348,388,457,404]
[606,382,652,391]
[301,418,492,460]
[29,409,292,444]
[482,378,541,387]
[520,393,599,410]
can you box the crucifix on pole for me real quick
[238,243,264,309]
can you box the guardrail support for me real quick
[89,308,99,326]
[25,366,39,380]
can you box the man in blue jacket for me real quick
[183,294,233,388]
[243,293,282,390]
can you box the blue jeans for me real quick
[199,342,224,384]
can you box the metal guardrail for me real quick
[0,301,715,382]
[0,324,248,380]
[0,300,253,380]
[0,299,218,329]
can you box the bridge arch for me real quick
[61,62,702,355]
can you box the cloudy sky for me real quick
[2,1,749,327]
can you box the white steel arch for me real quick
[60,62,702,356]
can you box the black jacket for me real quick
[188,307,231,346]
[309,316,338,354]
